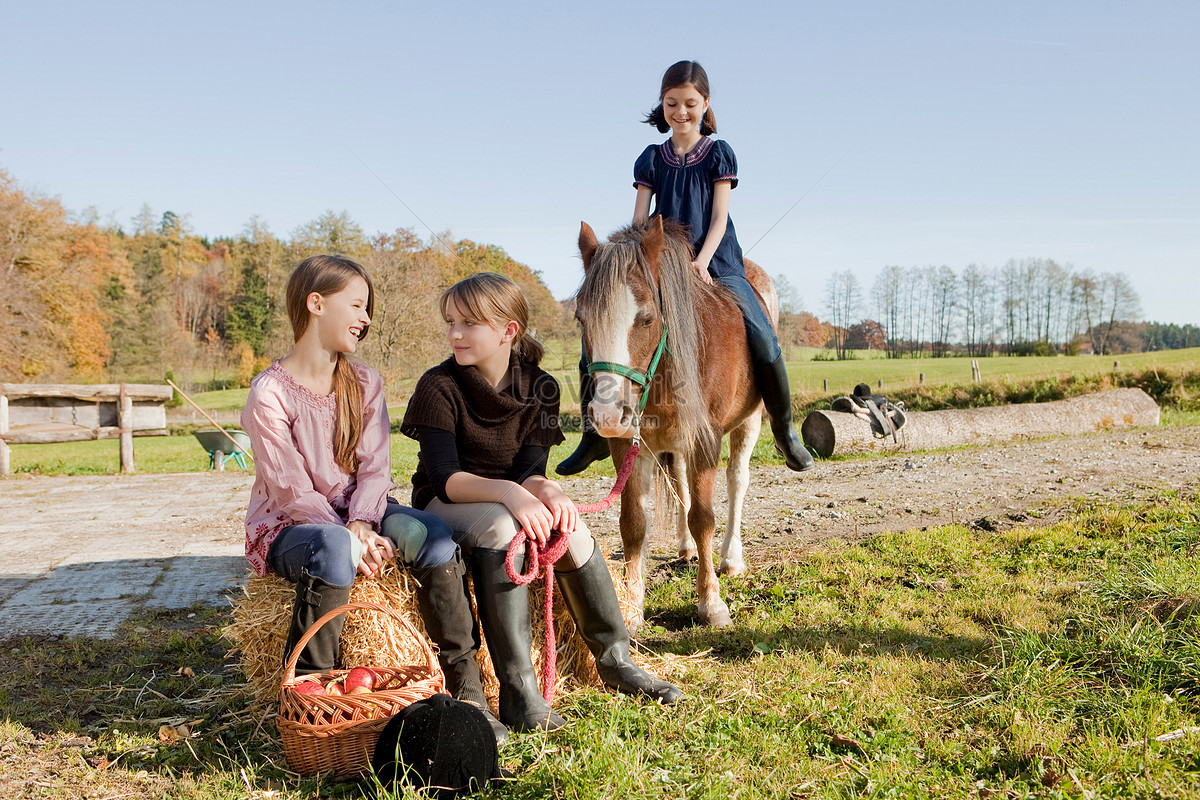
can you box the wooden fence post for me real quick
[0,392,9,477]
[118,383,135,474]
[919,373,925,385]
[972,359,981,382]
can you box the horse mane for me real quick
[580,218,724,455]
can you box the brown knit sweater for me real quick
[401,354,565,510]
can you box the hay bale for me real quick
[226,556,643,710]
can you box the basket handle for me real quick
[281,600,439,685]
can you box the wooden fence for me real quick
[0,383,173,475]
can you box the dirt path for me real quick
[558,424,1200,568]
[1,424,1196,638]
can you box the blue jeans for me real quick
[715,274,781,366]
[267,498,457,587]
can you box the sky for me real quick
[2,1,1197,325]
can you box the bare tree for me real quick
[930,265,958,357]
[1092,272,1142,355]
[961,263,995,357]
[824,270,862,360]
[871,266,904,358]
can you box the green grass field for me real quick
[170,346,1200,414]
[8,348,1200,476]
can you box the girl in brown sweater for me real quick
[402,272,680,734]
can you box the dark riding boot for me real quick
[470,548,566,733]
[754,355,815,472]
[413,551,508,743]
[555,366,611,476]
[556,546,682,704]
[283,570,353,676]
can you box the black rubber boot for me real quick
[413,551,508,743]
[470,548,566,732]
[555,367,611,476]
[283,570,352,676]
[754,355,816,472]
[556,546,682,704]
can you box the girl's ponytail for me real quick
[514,331,546,366]
[644,103,670,133]
[700,107,717,136]
[332,352,364,475]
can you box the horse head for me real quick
[575,218,670,440]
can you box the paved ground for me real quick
[0,472,252,638]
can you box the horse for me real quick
[574,216,780,629]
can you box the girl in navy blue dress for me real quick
[558,60,814,474]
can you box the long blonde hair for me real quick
[285,255,375,474]
[439,272,545,365]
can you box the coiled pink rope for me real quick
[504,441,640,701]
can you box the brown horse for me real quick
[575,216,778,628]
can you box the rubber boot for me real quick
[555,367,611,476]
[412,551,508,743]
[556,546,682,704]
[283,570,352,676]
[753,355,816,472]
[470,548,566,732]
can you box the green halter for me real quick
[586,326,669,415]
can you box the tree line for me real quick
[823,258,1158,358]
[0,169,574,388]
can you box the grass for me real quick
[2,489,1198,798]
[9,354,1200,476]
[172,346,1200,416]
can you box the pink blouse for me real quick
[240,360,394,576]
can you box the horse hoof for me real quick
[701,605,734,628]
[719,560,746,576]
[677,548,698,562]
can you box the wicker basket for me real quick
[276,601,445,777]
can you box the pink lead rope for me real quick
[503,440,641,701]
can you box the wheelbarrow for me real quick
[193,429,252,471]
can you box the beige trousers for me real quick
[423,498,596,570]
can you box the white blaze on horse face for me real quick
[587,284,640,438]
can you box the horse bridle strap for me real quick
[586,326,669,414]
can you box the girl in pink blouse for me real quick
[241,255,505,741]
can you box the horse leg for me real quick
[671,456,696,561]
[618,447,657,634]
[688,459,733,628]
[720,413,761,576]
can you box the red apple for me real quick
[324,679,344,696]
[344,667,379,693]
[347,685,372,695]
[292,681,326,696]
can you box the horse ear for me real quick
[641,215,665,279]
[579,222,598,272]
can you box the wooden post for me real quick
[823,379,828,392]
[118,383,134,474]
[878,380,882,389]
[919,373,925,385]
[0,393,10,477]
[972,359,981,382]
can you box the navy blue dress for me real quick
[634,137,780,364]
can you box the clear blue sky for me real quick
[3,1,1197,324]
